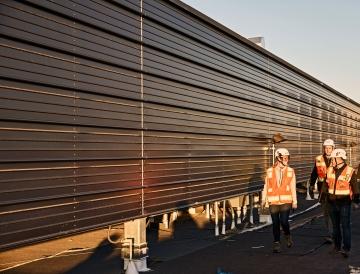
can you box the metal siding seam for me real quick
[141,0,144,216]
[72,6,77,232]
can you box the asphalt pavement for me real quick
[1,193,360,274]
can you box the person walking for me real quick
[309,139,334,243]
[326,148,360,257]
[262,148,297,253]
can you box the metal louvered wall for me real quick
[0,0,359,250]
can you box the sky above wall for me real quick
[182,0,360,104]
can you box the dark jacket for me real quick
[327,164,360,205]
[309,154,331,202]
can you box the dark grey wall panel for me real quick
[0,79,141,128]
[0,2,140,70]
[0,0,359,250]
[0,0,142,250]
[0,40,141,100]
[143,48,358,135]
[21,0,140,40]
[145,0,360,115]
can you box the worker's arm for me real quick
[262,177,269,208]
[291,172,297,209]
[351,171,360,203]
[309,162,318,187]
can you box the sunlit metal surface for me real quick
[0,0,358,250]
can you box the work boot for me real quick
[324,236,333,244]
[340,249,350,258]
[273,241,281,253]
[329,245,340,254]
[285,235,293,248]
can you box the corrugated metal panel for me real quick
[140,0,359,213]
[0,0,359,250]
[0,0,142,250]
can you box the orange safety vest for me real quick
[266,166,294,205]
[315,155,327,182]
[326,166,354,197]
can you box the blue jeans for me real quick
[328,201,351,251]
[269,203,291,242]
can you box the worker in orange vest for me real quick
[309,139,334,243]
[326,148,360,258]
[262,148,297,253]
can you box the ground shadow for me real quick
[62,238,123,274]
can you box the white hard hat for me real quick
[275,148,290,158]
[330,148,347,159]
[323,139,335,147]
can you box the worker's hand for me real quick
[292,203,298,210]
[353,203,360,210]
[353,196,360,210]
[261,201,269,208]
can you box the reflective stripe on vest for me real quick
[316,155,327,181]
[266,167,294,205]
[326,166,354,197]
